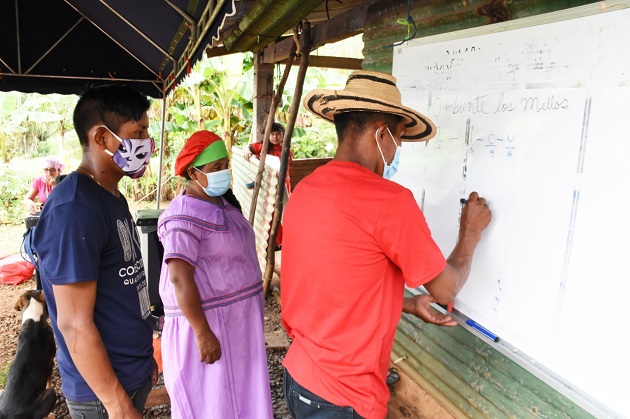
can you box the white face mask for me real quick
[195,168,231,197]
[375,127,401,180]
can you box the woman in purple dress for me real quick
[158,130,273,418]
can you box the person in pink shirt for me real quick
[23,156,65,214]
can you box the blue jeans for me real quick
[66,375,153,419]
[283,369,365,419]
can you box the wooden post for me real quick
[248,41,297,225]
[253,55,274,143]
[262,22,312,295]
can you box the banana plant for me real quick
[0,92,20,163]
[174,54,253,159]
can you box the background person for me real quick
[23,156,65,214]
[244,121,292,249]
[281,71,492,419]
[158,130,273,418]
[244,122,292,167]
[33,84,157,419]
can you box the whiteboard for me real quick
[392,3,630,418]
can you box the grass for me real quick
[0,361,10,388]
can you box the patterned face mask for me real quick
[101,125,155,179]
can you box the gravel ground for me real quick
[0,224,290,419]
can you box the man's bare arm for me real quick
[53,282,141,419]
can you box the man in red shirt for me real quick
[281,70,492,419]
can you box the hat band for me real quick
[192,140,228,167]
[309,94,434,139]
[346,72,398,87]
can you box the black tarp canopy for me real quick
[0,0,236,98]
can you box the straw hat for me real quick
[303,70,436,142]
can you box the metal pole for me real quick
[156,94,167,209]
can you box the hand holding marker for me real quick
[440,299,499,342]
[456,197,499,342]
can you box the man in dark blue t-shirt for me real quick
[34,85,157,419]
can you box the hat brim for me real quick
[304,89,436,142]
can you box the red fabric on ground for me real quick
[0,254,35,285]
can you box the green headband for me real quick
[192,140,228,167]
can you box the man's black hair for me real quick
[73,84,151,148]
[334,112,403,142]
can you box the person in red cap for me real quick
[157,130,273,418]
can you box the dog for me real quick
[0,290,56,419]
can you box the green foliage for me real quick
[168,53,255,158]
[291,119,338,159]
[35,139,54,157]
[0,42,361,208]
[0,165,32,225]
[234,124,252,147]
[0,92,78,163]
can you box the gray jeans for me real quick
[66,375,153,419]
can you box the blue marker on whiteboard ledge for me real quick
[466,319,499,342]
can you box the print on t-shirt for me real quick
[117,217,151,319]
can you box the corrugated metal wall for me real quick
[361,1,600,417]
[231,147,279,266]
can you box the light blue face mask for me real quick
[195,167,231,197]
[375,127,401,180]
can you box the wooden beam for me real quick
[261,3,370,64]
[284,55,362,70]
[248,40,297,226]
[204,45,230,58]
[252,55,275,143]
